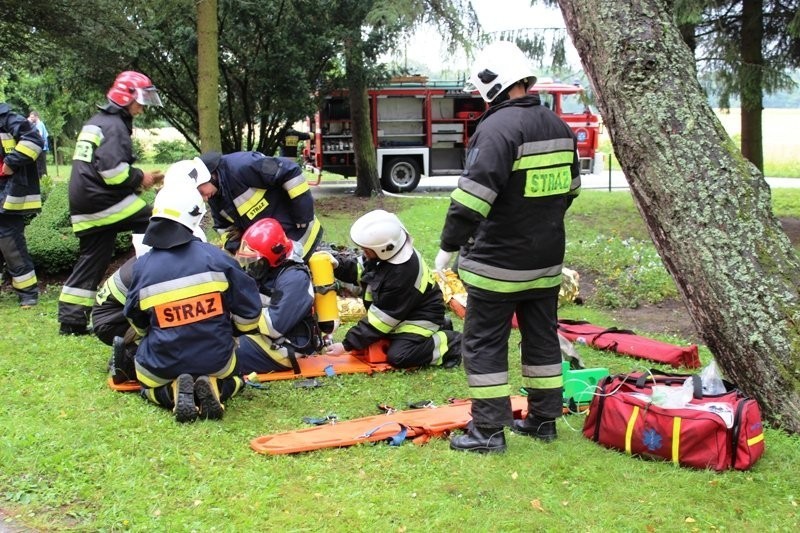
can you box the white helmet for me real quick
[465,41,537,103]
[162,157,212,189]
[350,209,412,263]
[151,183,207,232]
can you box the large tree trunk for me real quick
[344,36,382,197]
[558,0,800,432]
[740,0,764,172]
[196,0,222,152]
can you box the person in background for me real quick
[27,110,48,179]
[197,150,323,261]
[280,128,313,161]
[436,41,580,453]
[234,218,320,375]
[325,209,461,370]
[58,71,165,335]
[0,102,44,307]
[124,183,261,423]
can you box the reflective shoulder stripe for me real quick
[517,138,575,158]
[513,151,574,172]
[139,271,230,310]
[77,125,104,145]
[234,188,268,219]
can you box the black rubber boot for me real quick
[108,336,136,385]
[450,423,506,453]
[59,323,90,336]
[195,376,225,420]
[172,374,198,423]
[511,415,557,442]
[442,345,461,369]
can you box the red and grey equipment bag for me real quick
[582,370,765,471]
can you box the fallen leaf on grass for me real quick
[530,499,545,512]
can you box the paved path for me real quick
[311,171,800,197]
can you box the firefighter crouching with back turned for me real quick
[58,71,165,336]
[234,218,325,375]
[325,209,462,369]
[94,159,212,385]
[0,102,44,307]
[196,150,323,262]
[124,183,262,423]
[436,42,580,453]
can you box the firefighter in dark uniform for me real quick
[93,158,213,384]
[280,128,312,160]
[197,150,323,261]
[436,42,581,453]
[234,218,321,374]
[58,71,165,335]
[326,209,461,369]
[124,184,262,423]
[0,102,44,307]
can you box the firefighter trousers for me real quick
[386,329,461,368]
[0,213,38,303]
[58,215,149,327]
[462,290,563,429]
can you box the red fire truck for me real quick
[307,78,600,193]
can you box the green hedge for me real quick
[26,182,146,275]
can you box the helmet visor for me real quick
[135,87,163,107]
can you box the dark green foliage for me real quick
[152,140,198,163]
[26,182,139,275]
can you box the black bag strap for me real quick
[729,392,750,468]
[634,370,703,399]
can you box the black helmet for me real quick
[199,151,222,174]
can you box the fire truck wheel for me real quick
[381,157,421,193]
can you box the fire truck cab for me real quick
[308,77,600,193]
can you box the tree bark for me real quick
[344,35,382,197]
[196,0,222,152]
[740,0,764,172]
[557,0,800,432]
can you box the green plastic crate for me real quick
[562,361,609,405]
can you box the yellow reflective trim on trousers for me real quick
[469,384,511,399]
[459,270,562,294]
[512,151,574,171]
[451,188,491,217]
[12,273,37,290]
[524,166,572,197]
[71,197,148,233]
[3,195,42,210]
[286,181,310,199]
[522,375,564,389]
[139,281,229,310]
[59,292,96,307]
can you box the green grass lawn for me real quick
[1,192,799,531]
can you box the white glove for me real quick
[434,249,454,272]
[325,342,346,356]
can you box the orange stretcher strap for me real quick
[107,351,395,392]
[250,396,531,455]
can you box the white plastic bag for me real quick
[650,378,694,408]
[700,360,726,396]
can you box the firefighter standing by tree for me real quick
[0,102,44,307]
[124,184,262,423]
[197,151,323,261]
[234,218,321,374]
[436,42,581,453]
[58,71,165,335]
[325,209,462,369]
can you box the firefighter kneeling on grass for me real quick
[325,210,462,369]
[234,218,323,374]
[123,185,262,422]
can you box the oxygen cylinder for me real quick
[309,252,339,334]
